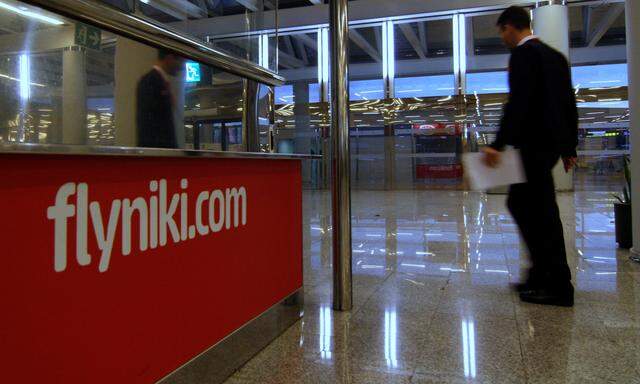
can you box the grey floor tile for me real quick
[414,313,526,384]
[223,189,640,384]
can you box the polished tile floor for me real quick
[225,190,640,384]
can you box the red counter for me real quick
[0,152,303,383]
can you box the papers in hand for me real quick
[462,148,526,191]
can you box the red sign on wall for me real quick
[416,163,463,179]
[0,154,303,383]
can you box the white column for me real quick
[114,37,157,146]
[532,3,573,191]
[62,46,87,144]
[626,0,640,254]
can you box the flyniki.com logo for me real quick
[47,179,247,273]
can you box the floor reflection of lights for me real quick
[461,318,477,379]
[384,309,398,369]
[319,306,332,360]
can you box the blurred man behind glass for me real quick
[136,49,183,148]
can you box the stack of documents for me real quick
[462,149,526,190]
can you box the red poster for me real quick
[0,154,303,383]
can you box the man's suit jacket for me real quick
[136,69,177,148]
[491,39,578,157]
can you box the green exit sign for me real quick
[75,23,101,50]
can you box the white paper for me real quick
[462,149,526,190]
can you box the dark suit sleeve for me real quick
[136,74,160,147]
[491,48,536,151]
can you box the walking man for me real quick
[483,6,578,306]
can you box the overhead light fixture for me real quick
[0,1,64,25]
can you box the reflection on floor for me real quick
[574,170,625,192]
[225,190,640,384]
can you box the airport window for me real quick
[273,29,320,104]
[274,83,320,104]
[470,13,510,56]
[349,24,384,99]
[274,85,294,104]
[572,63,628,88]
[569,3,626,49]
[394,74,456,98]
[464,12,509,96]
[350,79,384,100]
[466,71,508,95]
[394,18,455,98]
[209,34,277,72]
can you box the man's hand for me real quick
[562,156,577,173]
[482,147,501,168]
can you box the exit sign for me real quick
[185,62,201,83]
[75,23,101,50]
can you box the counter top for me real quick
[0,143,322,160]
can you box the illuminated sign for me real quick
[185,62,201,83]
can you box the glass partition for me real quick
[461,11,510,174]
[270,29,325,188]
[568,3,628,190]
[389,17,458,190]
[0,0,246,150]
[348,23,385,189]
[96,0,278,72]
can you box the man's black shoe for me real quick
[511,282,530,293]
[510,281,538,293]
[519,288,574,307]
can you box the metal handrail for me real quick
[0,143,321,160]
[23,0,285,86]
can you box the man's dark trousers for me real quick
[507,150,572,289]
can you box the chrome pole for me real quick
[626,0,640,259]
[330,0,353,311]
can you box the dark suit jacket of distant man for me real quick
[136,68,177,148]
[490,38,578,157]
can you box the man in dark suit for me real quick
[136,50,183,148]
[483,6,578,306]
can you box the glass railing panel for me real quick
[0,0,249,150]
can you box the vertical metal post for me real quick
[453,14,467,95]
[330,0,353,311]
[319,27,331,189]
[626,0,640,259]
[382,20,395,99]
